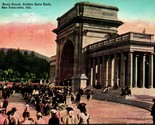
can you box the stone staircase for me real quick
[92,88,153,112]
[130,88,155,103]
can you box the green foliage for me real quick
[0,49,50,82]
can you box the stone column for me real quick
[120,53,125,87]
[108,56,112,86]
[72,32,80,92]
[100,62,103,86]
[55,42,60,85]
[114,54,119,87]
[90,68,93,86]
[134,55,138,87]
[140,54,146,88]
[111,58,114,87]
[102,56,106,87]
[148,54,154,88]
[106,58,108,86]
[87,59,92,86]
[97,57,101,84]
[93,58,96,87]
[127,52,133,88]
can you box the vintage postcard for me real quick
[0,0,155,124]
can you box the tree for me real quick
[30,73,36,82]
[3,70,8,81]
[0,48,50,82]
[0,69,3,81]
[25,72,30,82]
[0,50,5,69]
[30,51,35,57]
[42,72,49,83]
[8,68,13,81]
[13,71,20,82]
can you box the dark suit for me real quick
[151,103,155,123]
[48,116,60,125]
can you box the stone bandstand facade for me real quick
[50,2,155,92]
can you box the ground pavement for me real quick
[6,93,153,124]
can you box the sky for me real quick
[0,0,155,57]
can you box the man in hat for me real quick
[19,111,34,124]
[48,109,60,124]
[61,106,78,124]
[7,107,16,116]
[24,104,30,113]
[2,97,8,114]
[7,111,16,125]
[77,103,90,124]
[35,112,46,124]
[151,98,155,123]
[7,107,18,124]
[0,108,8,124]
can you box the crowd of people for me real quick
[0,82,92,124]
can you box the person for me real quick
[71,93,75,102]
[44,102,51,116]
[0,109,8,124]
[48,109,60,125]
[7,107,18,124]
[102,86,110,93]
[2,88,8,99]
[61,106,78,124]
[86,89,92,101]
[7,111,16,125]
[0,99,2,108]
[78,88,83,95]
[39,100,45,115]
[35,112,46,124]
[7,107,17,116]
[2,97,8,114]
[24,104,30,113]
[35,100,40,112]
[75,92,81,106]
[151,98,155,124]
[28,117,35,124]
[77,103,90,124]
[11,107,20,124]
[121,85,131,96]
[19,111,34,124]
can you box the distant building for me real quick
[50,2,155,92]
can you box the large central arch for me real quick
[60,40,74,83]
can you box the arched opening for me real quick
[60,40,74,84]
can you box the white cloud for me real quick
[0,12,51,24]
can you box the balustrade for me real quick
[83,32,154,52]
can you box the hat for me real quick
[12,107,17,111]
[77,103,86,109]
[66,106,74,111]
[26,104,29,107]
[51,109,57,115]
[36,112,43,117]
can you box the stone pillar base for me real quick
[72,74,88,93]
[54,77,59,86]
[80,74,88,89]
[72,76,80,93]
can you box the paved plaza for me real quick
[6,92,153,124]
